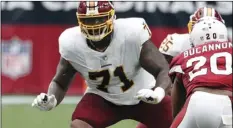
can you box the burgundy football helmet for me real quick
[77,1,115,41]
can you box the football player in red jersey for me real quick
[169,17,232,128]
[137,7,227,128]
[31,1,173,128]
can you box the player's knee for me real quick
[70,119,93,128]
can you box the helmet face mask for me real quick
[77,1,115,42]
[187,20,195,33]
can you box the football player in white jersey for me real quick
[159,7,225,63]
[31,1,172,128]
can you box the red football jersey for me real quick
[169,41,232,97]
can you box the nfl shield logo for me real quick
[1,37,33,80]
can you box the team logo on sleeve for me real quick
[1,37,33,80]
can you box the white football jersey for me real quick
[159,33,192,57]
[59,18,155,105]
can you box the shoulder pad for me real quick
[115,17,151,45]
[58,26,81,61]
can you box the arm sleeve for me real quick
[169,55,184,81]
[131,18,152,59]
[159,33,180,57]
[138,19,152,45]
[58,30,75,62]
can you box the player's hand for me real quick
[135,87,165,104]
[32,93,57,111]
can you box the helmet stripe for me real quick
[89,1,95,11]
[86,1,98,14]
[212,8,215,17]
[207,7,212,16]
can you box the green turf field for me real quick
[2,104,138,128]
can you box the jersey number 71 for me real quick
[88,66,134,93]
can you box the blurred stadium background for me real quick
[1,2,232,128]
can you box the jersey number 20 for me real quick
[89,66,134,93]
[186,52,232,81]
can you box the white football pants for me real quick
[175,91,232,128]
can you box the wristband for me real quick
[154,87,165,103]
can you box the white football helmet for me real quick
[190,17,228,47]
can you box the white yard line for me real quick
[2,95,82,105]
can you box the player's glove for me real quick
[31,93,57,111]
[135,87,165,104]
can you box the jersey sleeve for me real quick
[128,18,152,58]
[169,54,184,79]
[129,18,152,46]
[137,18,152,45]
[159,33,179,56]
[159,33,192,57]
[58,29,75,62]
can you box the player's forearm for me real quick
[46,57,77,106]
[172,102,181,119]
[139,40,172,93]
[171,90,185,119]
[154,69,172,94]
[47,81,67,106]
[171,77,186,118]
[171,85,183,119]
